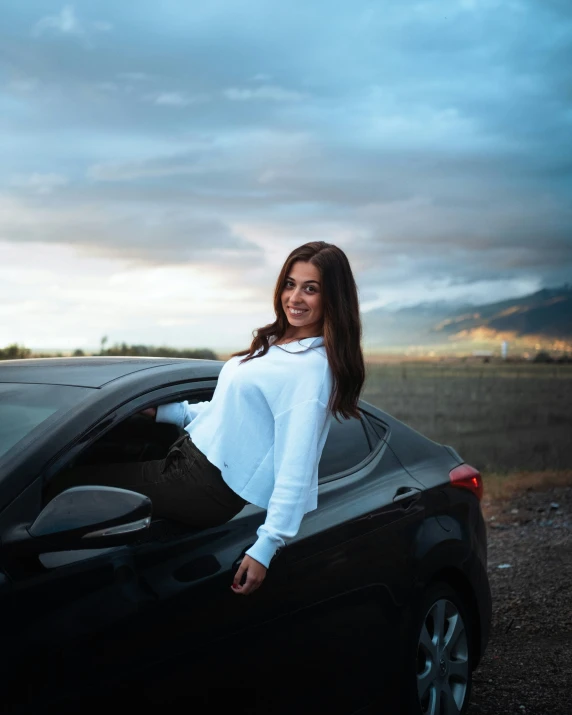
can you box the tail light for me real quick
[449,463,483,501]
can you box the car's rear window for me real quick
[0,383,93,460]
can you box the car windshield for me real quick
[0,383,93,460]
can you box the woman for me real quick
[47,241,364,596]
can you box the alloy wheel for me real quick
[416,597,470,715]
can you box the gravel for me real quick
[468,485,572,715]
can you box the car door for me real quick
[41,381,300,695]
[248,409,426,712]
[0,378,274,706]
[0,484,145,709]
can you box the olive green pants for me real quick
[45,434,247,528]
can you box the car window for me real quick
[318,416,372,481]
[0,383,93,460]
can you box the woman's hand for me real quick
[140,407,157,418]
[231,555,267,596]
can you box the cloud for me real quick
[95,81,119,93]
[0,194,264,267]
[87,130,315,183]
[7,78,39,93]
[0,241,268,351]
[145,92,209,107]
[223,85,305,102]
[9,173,68,195]
[0,0,569,344]
[116,72,153,82]
[31,5,112,40]
[32,5,82,37]
[87,155,202,181]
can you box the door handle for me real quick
[393,487,421,504]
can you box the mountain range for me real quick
[362,285,572,354]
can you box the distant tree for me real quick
[103,342,217,360]
[533,350,553,363]
[0,341,217,361]
[0,344,31,360]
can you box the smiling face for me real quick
[280,260,324,338]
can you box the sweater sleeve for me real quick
[155,400,210,429]
[245,397,329,568]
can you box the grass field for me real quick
[362,361,572,474]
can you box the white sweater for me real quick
[156,336,333,568]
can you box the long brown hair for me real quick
[232,241,365,420]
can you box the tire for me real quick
[400,581,473,715]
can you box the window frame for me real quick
[41,381,218,485]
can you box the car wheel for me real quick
[401,581,473,715]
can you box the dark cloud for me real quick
[0,194,263,266]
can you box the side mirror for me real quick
[3,486,152,556]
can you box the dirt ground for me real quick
[467,480,572,715]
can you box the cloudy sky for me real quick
[1,0,571,352]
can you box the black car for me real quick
[0,357,491,714]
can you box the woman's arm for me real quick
[242,398,329,572]
[155,400,211,428]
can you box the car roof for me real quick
[0,356,220,388]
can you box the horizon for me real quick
[3,281,571,355]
